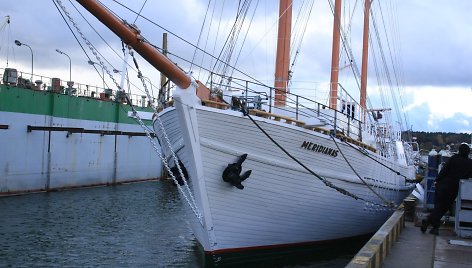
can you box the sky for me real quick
[0,0,471,134]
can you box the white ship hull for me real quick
[155,91,415,254]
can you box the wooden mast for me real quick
[360,0,372,121]
[274,0,292,107]
[329,0,342,110]
[76,0,191,90]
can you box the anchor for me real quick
[222,154,252,189]
[169,160,189,186]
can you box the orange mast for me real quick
[360,0,371,121]
[76,0,191,90]
[274,0,292,107]
[329,0,342,110]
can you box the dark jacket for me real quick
[436,154,472,195]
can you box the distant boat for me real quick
[76,0,419,259]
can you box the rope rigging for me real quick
[238,102,396,209]
[227,0,260,82]
[110,0,270,94]
[133,0,148,24]
[0,16,12,67]
[330,135,395,206]
[190,0,213,73]
[54,0,204,225]
[288,0,315,82]
[60,0,168,102]
[327,0,413,159]
[339,136,420,184]
[211,0,256,88]
[372,1,409,134]
[54,0,121,92]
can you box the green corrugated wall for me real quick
[0,85,153,125]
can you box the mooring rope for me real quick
[330,135,394,207]
[240,105,393,209]
[339,137,420,184]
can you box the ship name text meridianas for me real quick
[300,141,338,157]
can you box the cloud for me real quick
[427,113,472,134]
[406,102,431,131]
[405,86,472,133]
[399,1,472,87]
[405,86,472,118]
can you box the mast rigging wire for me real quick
[133,0,148,24]
[110,0,268,89]
[197,0,218,80]
[54,0,159,101]
[69,0,123,72]
[190,0,212,72]
[212,0,254,86]
[53,0,110,87]
[289,0,315,79]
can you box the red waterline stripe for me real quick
[204,233,372,255]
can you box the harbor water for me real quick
[0,181,364,267]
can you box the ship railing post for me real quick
[333,109,337,136]
[347,114,351,137]
[210,72,213,92]
[359,120,363,141]
[269,87,273,113]
[244,81,249,110]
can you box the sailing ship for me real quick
[74,0,419,259]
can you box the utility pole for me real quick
[160,32,169,102]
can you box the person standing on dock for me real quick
[421,143,472,235]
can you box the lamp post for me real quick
[56,49,71,82]
[88,60,105,89]
[14,39,33,81]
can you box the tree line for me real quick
[403,131,471,152]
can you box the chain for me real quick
[55,0,121,91]
[56,0,203,225]
[133,109,203,225]
[129,50,203,224]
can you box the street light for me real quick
[56,49,71,82]
[88,60,105,89]
[14,39,33,81]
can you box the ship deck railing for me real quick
[206,73,381,144]
[1,67,156,108]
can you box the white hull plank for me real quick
[155,105,415,252]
